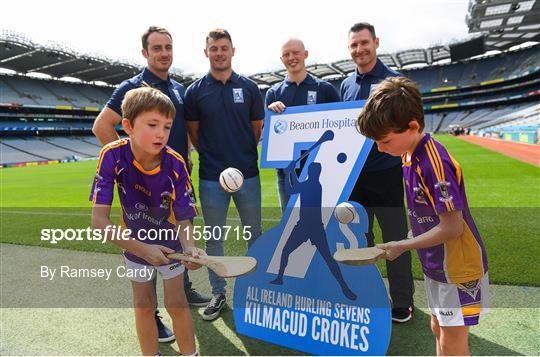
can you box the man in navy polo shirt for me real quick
[185,28,265,321]
[340,22,414,323]
[92,26,211,341]
[266,38,340,212]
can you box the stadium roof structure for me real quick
[467,0,540,50]
[3,0,539,89]
[249,1,540,86]
[250,46,452,86]
[0,30,191,86]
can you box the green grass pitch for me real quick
[1,134,539,356]
[1,134,538,286]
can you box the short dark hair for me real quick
[141,26,172,50]
[206,28,233,46]
[357,76,424,140]
[121,87,176,124]
[349,22,376,38]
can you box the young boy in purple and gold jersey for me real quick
[357,76,489,356]
[90,87,203,356]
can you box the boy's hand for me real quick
[182,247,206,270]
[377,241,407,261]
[139,245,174,266]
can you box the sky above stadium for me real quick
[3,0,472,76]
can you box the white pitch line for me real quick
[1,210,281,222]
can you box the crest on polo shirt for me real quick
[172,88,183,104]
[307,91,317,105]
[233,88,244,103]
[369,82,380,95]
[160,191,172,209]
[435,180,453,202]
[413,186,427,205]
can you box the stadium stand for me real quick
[1,75,72,106]
[472,103,540,143]
[478,103,539,130]
[403,45,539,90]
[0,73,113,107]
[79,135,102,147]
[0,121,94,131]
[1,136,92,161]
[0,141,47,163]
[1,2,539,165]
[0,134,103,165]
[437,103,537,132]
[43,136,101,157]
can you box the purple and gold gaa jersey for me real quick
[89,139,197,265]
[403,134,488,283]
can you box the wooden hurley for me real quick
[168,253,257,278]
[333,247,386,266]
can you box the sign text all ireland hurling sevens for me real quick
[234,101,391,355]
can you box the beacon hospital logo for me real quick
[234,101,391,355]
[274,119,288,134]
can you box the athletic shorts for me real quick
[123,257,185,283]
[424,273,490,326]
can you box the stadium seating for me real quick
[1,44,538,165]
[0,120,93,130]
[0,141,46,164]
[432,102,539,133]
[403,45,539,90]
[0,136,100,164]
[79,135,102,147]
[43,136,101,157]
[40,81,105,108]
[1,76,72,106]
[475,103,539,130]
[75,85,112,106]
[0,74,113,107]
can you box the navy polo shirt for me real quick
[265,73,340,107]
[105,67,189,161]
[184,71,265,181]
[340,58,402,172]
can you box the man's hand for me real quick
[377,241,407,261]
[182,246,206,270]
[139,244,174,266]
[268,101,286,113]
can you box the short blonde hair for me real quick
[121,87,175,124]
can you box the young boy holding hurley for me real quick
[91,87,204,356]
[357,76,489,356]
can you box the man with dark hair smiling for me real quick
[340,22,415,323]
[185,28,265,321]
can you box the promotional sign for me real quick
[233,101,391,355]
